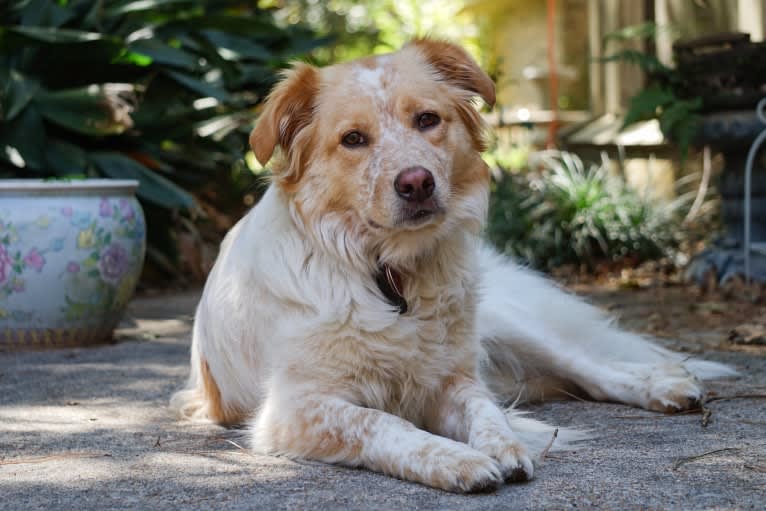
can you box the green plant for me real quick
[270,0,486,66]
[600,22,701,162]
[486,150,680,270]
[0,0,325,274]
[482,143,530,173]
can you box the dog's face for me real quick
[250,40,495,268]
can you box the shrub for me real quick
[486,150,680,270]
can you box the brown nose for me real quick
[394,167,435,202]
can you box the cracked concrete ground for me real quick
[1,290,765,510]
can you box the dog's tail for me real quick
[170,386,209,421]
[170,351,248,426]
[169,347,211,422]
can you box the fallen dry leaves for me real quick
[555,261,766,354]
[729,324,766,345]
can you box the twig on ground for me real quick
[539,428,559,462]
[0,452,112,466]
[223,439,246,451]
[202,435,247,450]
[744,463,766,473]
[153,449,250,457]
[553,388,589,403]
[706,394,766,403]
[200,435,251,454]
[712,382,766,389]
[616,408,703,419]
[616,395,765,425]
[672,448,740,471]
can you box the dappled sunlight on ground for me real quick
[1,289,764,509]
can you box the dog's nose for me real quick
[394,167,435,202]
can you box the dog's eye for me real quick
[341,130,367,148]
[417,112,441,131]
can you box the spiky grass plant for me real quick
[487,150,679,270]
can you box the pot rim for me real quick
[0,179,139,195]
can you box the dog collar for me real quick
[376,264,408,314]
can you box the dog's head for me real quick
[250,39,494,269]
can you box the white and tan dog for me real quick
[172,39,734,492]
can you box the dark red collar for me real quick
[376,264,408,314]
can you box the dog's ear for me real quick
[249,62,319,167]
[409,38,495,107]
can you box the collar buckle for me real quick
[375,263,408,314]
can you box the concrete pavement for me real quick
[1,291,764,510]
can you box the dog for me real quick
[171,39,735,493]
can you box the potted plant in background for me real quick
[0,0,325,349]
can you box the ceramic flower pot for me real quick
[0,179,146,350]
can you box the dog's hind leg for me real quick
[476,245,737,412]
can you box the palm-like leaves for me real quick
[1,0,321,185]
[0,0,325,272]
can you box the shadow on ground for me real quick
[1,290,764,510]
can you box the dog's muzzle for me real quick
[394,166,440,223]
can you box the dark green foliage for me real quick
[599,23,701,163]
[486,151,678,270]
[599,49,674,78]
[0,0,324,273]
[621,85,702,162]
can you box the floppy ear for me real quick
[409,38,495,107]
[249,62,319,167]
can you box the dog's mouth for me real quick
[409,208,434,221]
[366,200,445,231]
[397,203,444,228]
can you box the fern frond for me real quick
[622,85,675,127]
[599,50,674,77]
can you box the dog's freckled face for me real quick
[173,39,735,494]
[250,40,494,267]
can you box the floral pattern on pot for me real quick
[58,198,145,321]
[0,224,50,300]
[0,186,145,343]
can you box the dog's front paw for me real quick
[426,445,504,493]
[470,434,534,483]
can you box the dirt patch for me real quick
[555,264,766,356]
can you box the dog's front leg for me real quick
[251,393,504,493]
[426,376,534,482]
